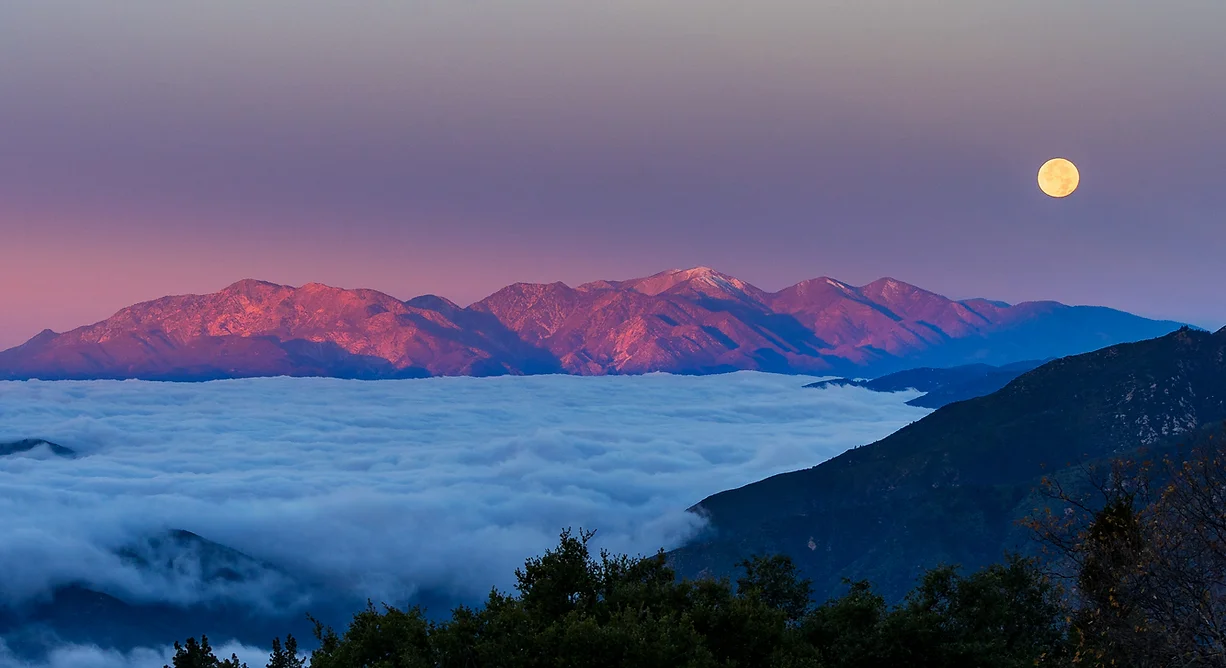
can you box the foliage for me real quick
[1029,424,1226,667]
[799,556,1069,668]
[308,603,433,668]
[169,527,1067,667]
[736,554,813,624]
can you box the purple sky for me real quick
[1,1,1224,348]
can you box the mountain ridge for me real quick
[0,268,1187,381]
[667,326,1226,602]
[804,358,1052,409]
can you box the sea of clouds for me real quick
[0,372,928,664]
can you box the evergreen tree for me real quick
[164,635,247,668]
[265,635,305,668]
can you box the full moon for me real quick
[1037,158,1080,198]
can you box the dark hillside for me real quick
[669,327,1226,601]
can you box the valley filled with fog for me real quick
[0,373,929,666]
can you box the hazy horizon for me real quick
[2,1,1224,347]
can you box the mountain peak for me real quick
[223,278,283,289]
[220,278,287,297]
[860,276,947,305]
[624,266,758,298]
[863,276,919,292]
[654,265,719,277]
[29,328,59,343]
[406,294,462,314]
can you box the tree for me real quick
[799,557,1067,668]
[266,635,305,668]
[164,635,247,668]
[799,579,890,667]
[889,556,1068,667]
[1030,425,1226,666]
[736,554,813,624]
[1144,431,1226,664]
[308,603,434,668]
[513,527,601,622]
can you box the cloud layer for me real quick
[0,638,272,668]
[0,372,927,616]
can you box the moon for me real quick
[1037,158,1080,198]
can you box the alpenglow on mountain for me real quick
[0,267,1184,381]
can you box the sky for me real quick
[0,372,927,657]
[1,1,1224,348]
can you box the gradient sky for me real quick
[2,1,1224,348]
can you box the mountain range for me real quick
[0,267,1185,381]
[667,326,1226,602]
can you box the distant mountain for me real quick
[0,268,1185,380]
[667,326,1226,603]
[0,280,561,381]
[805,359,1050,409]
[0,439,76,458]
[0,527,474,659]
[0,529,342,659]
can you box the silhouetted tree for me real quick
[265,635,305,668]
[1030,425,1226,666]
[800,556,1067,668]
[286,527,1064,667]
[164,635,247,668]
[1144,431,1226,664]
[308,603,434,668]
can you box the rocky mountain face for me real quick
[667,326,1226,603]
[0,279,560,380]
[0,267,1184,380]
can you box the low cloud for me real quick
[0,638,272,668]
[0,373,927,617]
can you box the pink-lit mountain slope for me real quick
[0,268,1185,380]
